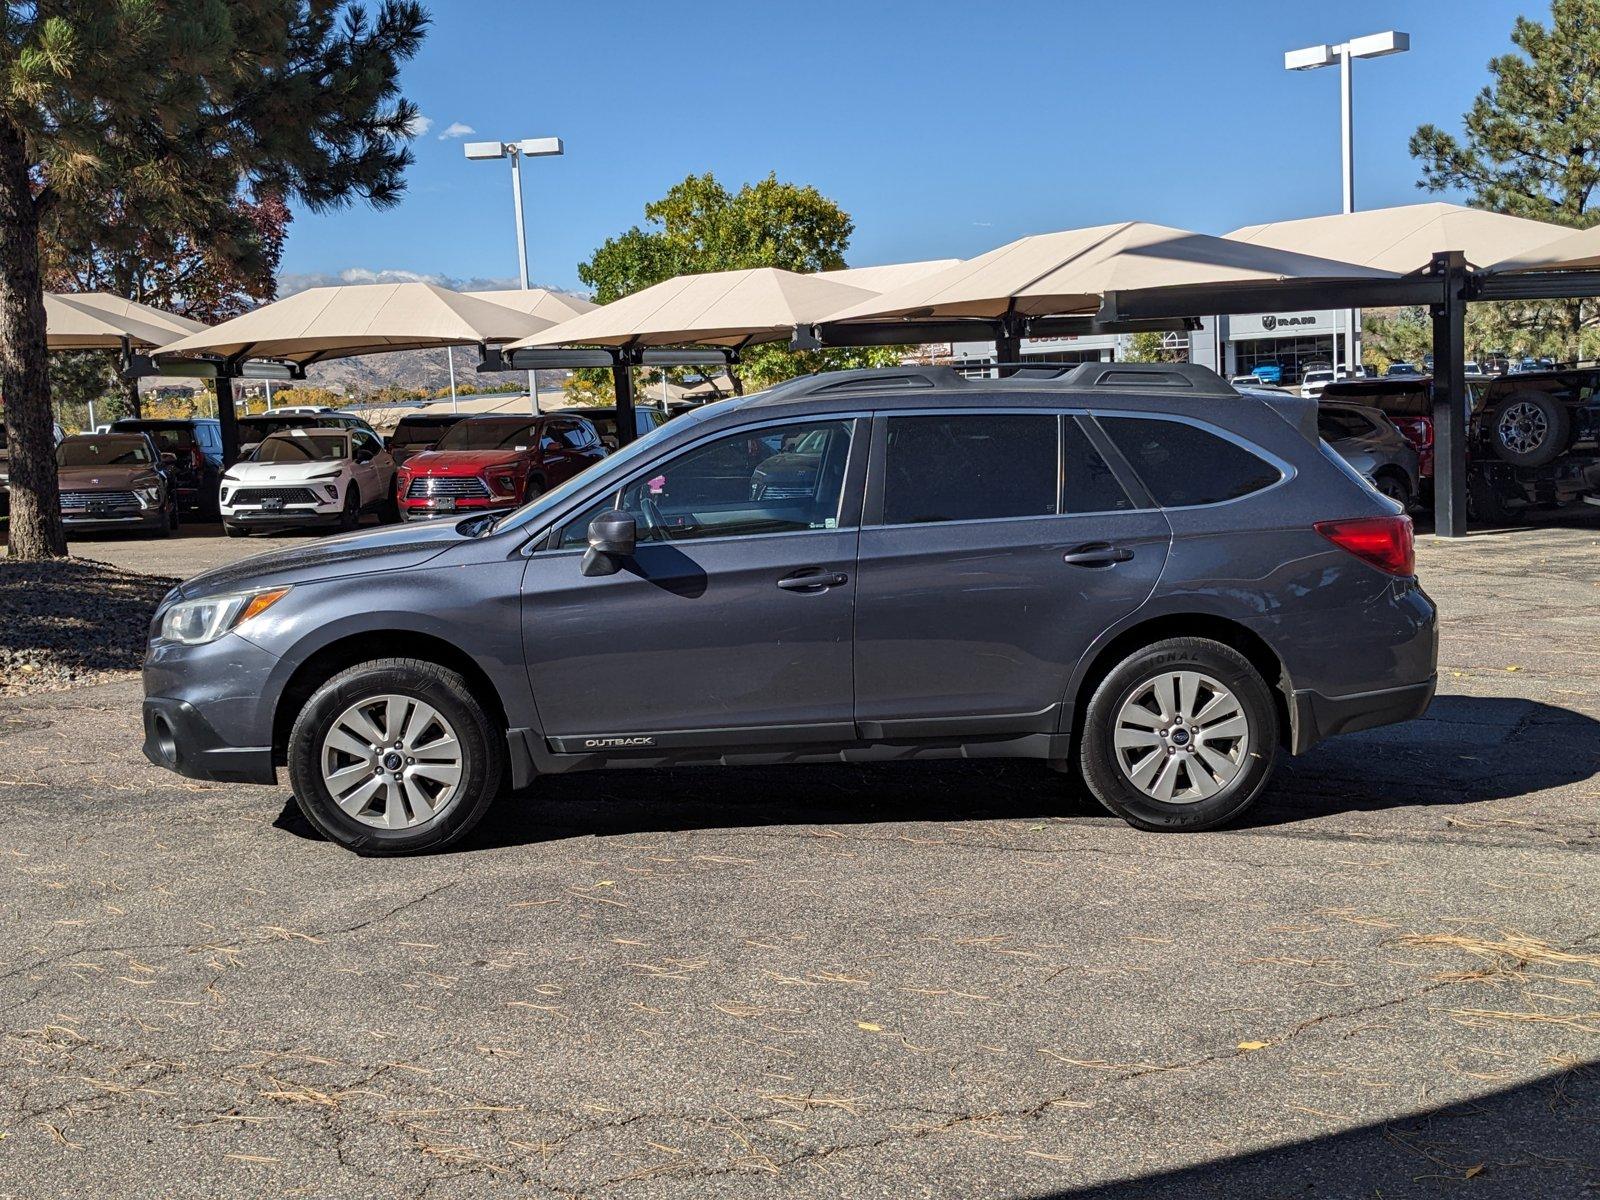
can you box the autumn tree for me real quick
[1410,0,1600,357]
[575,173,903,399]
[1,2,428,559]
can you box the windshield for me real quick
[253,432,349,463]
[240,417,317,440]
[391,420,458,448]
[58,437,152,467]
[490,398,735,535]
[437,419,539,451]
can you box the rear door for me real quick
[852,410,1170,739]
[519,415,865,750]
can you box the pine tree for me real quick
[0,2,428,558]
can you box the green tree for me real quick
[1121,331,1185,363]
[576,172,903,396]
[1410,0,1600,358]
[1,1,428,559]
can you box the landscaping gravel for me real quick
[0,556,175,695]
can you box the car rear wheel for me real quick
[1374,471,1412,509]
[1489,392,1570,467]
[286,659,504,855]
[1078,637,1278,832]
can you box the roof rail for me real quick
[750,366,970,403]
[1061,362,1236,396]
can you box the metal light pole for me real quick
[465,136,564,412]
[1286,31,1409,376]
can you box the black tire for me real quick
[1373,470,1412,510]
[1488,392,1570,467]
[378,481,400,524]
[165,499,180,535]
[1078,637,1279,832]
[223,522,247,538]
[286,658,504,855]
[339,485,361,532]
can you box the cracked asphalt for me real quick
[2,521,1598,1199]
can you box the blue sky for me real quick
[279,0,1533,295]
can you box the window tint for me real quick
[1317,408,1372,441]
[555,421,597,450]
[140,427,196,451]
[882,414,1056,525]
[558,419,854,548]
[1062,419,1133,513]
[1101,417,1280,507]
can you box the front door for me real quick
[520,417,863,751]
[853,411,1170,738]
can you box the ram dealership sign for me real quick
[1226,310,1340,339]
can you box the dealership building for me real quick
[952,308,1359,382]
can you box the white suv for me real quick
[220,427,395,537]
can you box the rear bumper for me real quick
[142,696,276,784]
[1289,676,1436,755]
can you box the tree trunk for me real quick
[0,116,64,559]
[119,372,141,420]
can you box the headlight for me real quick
[159,587,291,646]
[488,472,517,495]
[135,486,160,506]
[309,469,342,480]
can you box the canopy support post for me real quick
[612,346,637,447]
[994,312,1022,377]
[1429,251,1468,539]
[213,374,240,467]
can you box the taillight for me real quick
[1315,515,1415,577]
[190,445,206,471]
[1394,417,1432,450]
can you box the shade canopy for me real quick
[45,292,208,351]
[156,282,547,365]
[511,268,877,349]
[821,222,1397,325]
[465,287,598,322]
[815,259,963,294]
[1227,202,1566,274]
[1481,223,1600,272]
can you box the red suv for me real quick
[396,414,606,520]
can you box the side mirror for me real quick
[580,510,635,577]
[160,451,177,467]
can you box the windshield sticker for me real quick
[647,475,666,495]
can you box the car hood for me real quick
[405,450,525,475]
[58,464,161,489]
[176,517,474,598]
[223,459,348,484]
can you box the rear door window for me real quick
[1062,419,1134,513]
[881,413,1057,525]
[1317,408,1374,441]
[1100,417,1280,507]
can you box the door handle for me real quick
[1063,543,1134,567]
[777,569,849,592]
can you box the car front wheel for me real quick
[286,658,504,855]
[1078,637,1278,831]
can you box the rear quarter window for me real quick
[1100,416,1280,507]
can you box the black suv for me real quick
[110,417,224,517]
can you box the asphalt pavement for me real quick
[0,521,1596,1199]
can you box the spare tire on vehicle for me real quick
[1488,392,1570,466]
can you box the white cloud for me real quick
[437,121,475,140]
[405,113,434,137]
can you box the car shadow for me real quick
[1042,1063,1597,1199]
[271,694,1599,851]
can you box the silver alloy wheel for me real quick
[1112,670,1250,804]
[1498,401,1548,455]
[320,694,463,829]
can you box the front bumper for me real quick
[1289,676,1436,755]
[223,505,344,528]
[399,496,503,520]
[142,696,276,783]
[62,509,164,533]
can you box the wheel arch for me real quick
[1063,612,1292,752]
[271,630,510,763]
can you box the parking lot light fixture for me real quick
[1285,30,1409,374]
[464,136,565,410]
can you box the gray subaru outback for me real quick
[143,364,1437,855]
